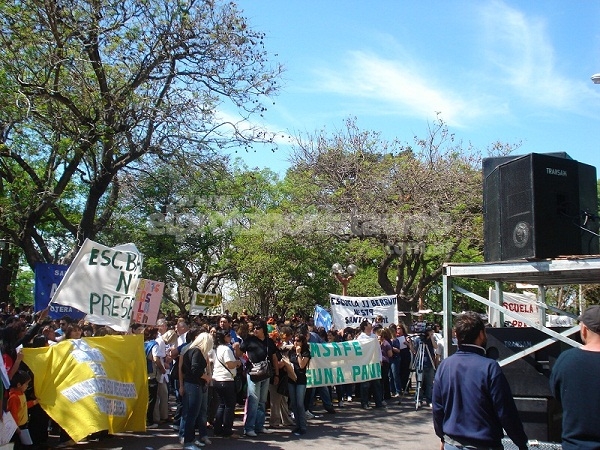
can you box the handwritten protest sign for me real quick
[330,294,398,330]
[131,279,164,325]
[307,338,380,387]
[50,239,142,332]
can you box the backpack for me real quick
[144,340,158,375]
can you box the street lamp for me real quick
[331,263,357,296]
[592,73,600,84]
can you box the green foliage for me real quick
[11,265,34,306]
[286,116,485,312]
[0,0,283,271]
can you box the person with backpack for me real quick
[144,326,165,429]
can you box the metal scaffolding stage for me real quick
[441,255,600,363]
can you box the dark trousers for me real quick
[172,377,183,421]
[381,361,391,400]
[213,380,237,436]
[147,378,159,424]
[399,348,412,391]
[28,403,49,445]
[360,379,383,407]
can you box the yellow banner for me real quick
[22,334,148,442]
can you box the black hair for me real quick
[215,330,229,346]
[298,323,309,336]
[454,312,485,345]
[11,370,31,388]
[253,319,268,335]
[31,335,48,348]
[186,327,201,344]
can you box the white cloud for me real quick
[479,1,599,113]
[313,50,500,127]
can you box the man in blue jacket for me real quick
[432,312,528,450]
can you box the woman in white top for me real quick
[212,330,242,438]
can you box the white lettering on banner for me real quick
[329,294,398,330]
[306,338,381,388]
[59,340,137,417]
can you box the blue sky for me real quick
[229,0,600,176]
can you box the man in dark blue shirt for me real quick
[432,312,528,450]
[550,305,600,450]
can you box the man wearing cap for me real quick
[550,305,600,450]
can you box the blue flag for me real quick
[314,305,332,332]
[34,263,86,320]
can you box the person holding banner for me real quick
[7,370,36,450]
[154,319,171,424]
[288,333,311,437]
[357,320,384,410]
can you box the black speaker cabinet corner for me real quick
[483,153,599,261]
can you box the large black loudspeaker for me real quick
[483,153,599,261]
[485,327,580,442]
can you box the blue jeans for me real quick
[288,382,307,432]
[418,365,435,404]
[180,382,208,443]
[305,385,334,411]
[389,358,402,394]
[244,375,269,433]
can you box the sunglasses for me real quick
[253,326,262,330]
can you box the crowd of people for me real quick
[143,312,434,450]
[0,303,438,450]
[2,302,600,449]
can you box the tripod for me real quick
[400,337,436,410]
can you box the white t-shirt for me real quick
[155,335,167,358]
[212,345,237,382]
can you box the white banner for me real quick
[307,338,380,387]
[546,314,576,327]
[488,289,539,328]
[50,239,143,332]
[329,294,398,330]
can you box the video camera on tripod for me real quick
[402,327,437,410]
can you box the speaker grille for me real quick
[483,153,598,261]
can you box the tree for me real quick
[0,0,283,303]
[287,116,487,312]
[98,156,238,315]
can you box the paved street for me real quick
[47,397,442,450]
